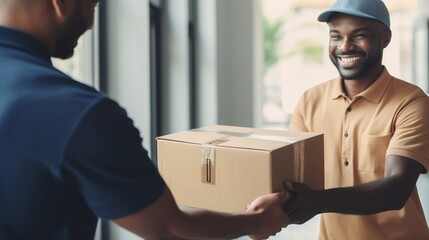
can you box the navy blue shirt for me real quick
[0,26,165,240]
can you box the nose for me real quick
[338,38,353,52]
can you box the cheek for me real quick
[328,39,339,50]
[358,37,381,51]
[87,13,95,28]
[358,42,369,51]
[82,3,96,28]
[328,43,337,56]
[84,9,95,28]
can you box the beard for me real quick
[330,50,382,80]
[51,7,88,59]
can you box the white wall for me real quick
[102,0,151,239]
[102,0,152,151]
[417,0,429,16]
[162,0,262,131]
[194,0,262,128]
[160,0,191,134]
[195,0,218,127]
[215,0,261,128]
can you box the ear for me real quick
[382,29,392,48]
[51,0,74,24]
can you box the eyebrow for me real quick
[329,27,372,34]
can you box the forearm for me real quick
[318,175,414,215]
[115,187,288,240]
[318,156,423,215]
[114,189,257,240]
[171,208,259,239]
[286,156,422,224]
[171,192,289,239]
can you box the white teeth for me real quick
[340,56,361,63]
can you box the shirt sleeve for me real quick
[61,97,166,219]
[387,93,429,173]
[289,93,309,132]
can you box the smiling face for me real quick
[327,13,391,81]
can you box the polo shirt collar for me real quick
[358,68,392,103]
[331,77,345,100]
[331,67,392,103]
[0,25,51,63]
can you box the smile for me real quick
[339,56,363,63]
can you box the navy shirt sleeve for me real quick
[61,97,165,219]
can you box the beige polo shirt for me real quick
[290,68,429,240]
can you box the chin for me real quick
[336,65,365,80]
[51,35,78,59]
[339,71,364,80]
[51,49,75,60]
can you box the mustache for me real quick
[334,51,365,56]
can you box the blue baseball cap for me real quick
[317,0,390,29]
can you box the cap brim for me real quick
[317,9,378,23]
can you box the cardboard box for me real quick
[157,125,324,213]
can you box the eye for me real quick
[353,30,371,39]
[354,34,367,39]
[330,34,341,41]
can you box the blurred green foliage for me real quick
[263,15,284,71]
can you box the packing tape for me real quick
[192,128,305,184]
[200,138,228,185]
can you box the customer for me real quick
[284,0,429,239]
[0,0,289,239]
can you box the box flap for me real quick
[157,125,322,152]
[157,130,224,145]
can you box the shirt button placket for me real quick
[344,131,349,166]
[343,105,352,168]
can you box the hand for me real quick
[283,181,319,224]
[245,192,291,239]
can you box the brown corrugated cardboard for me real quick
[157,125,324,213]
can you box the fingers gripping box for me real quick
[156,125,324,213]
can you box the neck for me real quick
[342,66,384,99]
[0,1,56,52]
